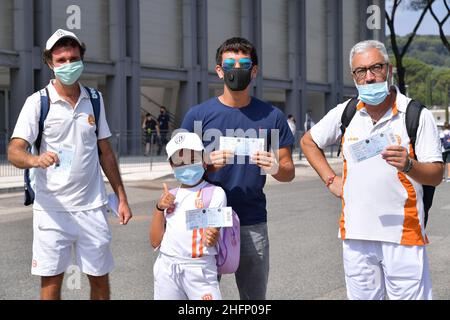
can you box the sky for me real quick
[385,0,450,36]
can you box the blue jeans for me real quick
[235,222,270,300]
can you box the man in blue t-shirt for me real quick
[181,37,295,300]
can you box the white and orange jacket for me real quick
[311,87,442,246]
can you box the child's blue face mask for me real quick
[173,163,205,186]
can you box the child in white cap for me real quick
[149,132,227,300]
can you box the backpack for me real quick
[442,131,450,150]
[200,184,241,275]
[23,86,101,206]
[338,97,435,227]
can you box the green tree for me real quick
[428,0,450,53]
[386,0,435,94]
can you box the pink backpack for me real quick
[201,185,241,275]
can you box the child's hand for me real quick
[157,183,175,210]
[204,227,220,247]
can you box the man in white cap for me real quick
[8,29,132,300]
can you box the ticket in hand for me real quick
[219,137,264,156]
[54,144,75,173]
[186,207,233,230]
[106,193,119,218]
[49,144,75,183]
[348,129,397,163]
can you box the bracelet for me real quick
[155,203,164,211]
[325,174,336,187]
[402,158,413,173]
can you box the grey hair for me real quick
[349,40,390,69]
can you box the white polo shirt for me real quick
[160,181,227,259]
[311,86,442,246]
[11,80,111,211]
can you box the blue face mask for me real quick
[356,80,389,106]
[54,60,84,85]
[173,163,205,186]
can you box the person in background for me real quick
[287,114,297,154]
[440,122,450,181]
[157,106,170,156]
[142,113,160,156]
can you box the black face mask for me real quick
[223,68,252,91]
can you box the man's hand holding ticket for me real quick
[219,136,264,156]
[348,129,397,163]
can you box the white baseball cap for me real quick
[45,29,82,51]
[166,132,204,160]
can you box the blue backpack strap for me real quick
[25,87,50,206]
[84,86,101,137]
[36,87,50,153]
[84,86,102,156]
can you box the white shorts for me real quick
[153,253,222,300]
[343,239,432,300]
[32,207,114,277]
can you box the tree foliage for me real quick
[388,52,450,106]
[385,0,435,94]
[386,35,450,68]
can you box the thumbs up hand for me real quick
[156,183,175,211]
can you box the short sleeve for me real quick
[275,111,294,149]
[310,102,347,149]
[97,92,112,140]
[181,108,197,132]
[414,108,443,163]
[10,92,41,146]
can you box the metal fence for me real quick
[295,130,339,159]
[0,131,172,177]
[0,130,340,178]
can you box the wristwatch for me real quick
[403,157,413,173]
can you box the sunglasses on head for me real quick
[221,58,253,71]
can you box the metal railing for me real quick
[295,130,339,160]
[0,131,173,177]
[0,133,23,177]
[0,130,341,178]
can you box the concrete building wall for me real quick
[51,0,110,61]
[0,0,385,155]
[261,0,289,79]
[306,0,327,83]
[0,0,13,50]
[342,0,360,86]
[207,0,241,71]
[140,0,182,67]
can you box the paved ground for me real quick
[1,162,450,300]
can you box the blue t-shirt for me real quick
[181,97,294,226]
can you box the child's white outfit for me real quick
[154,181,226,300]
